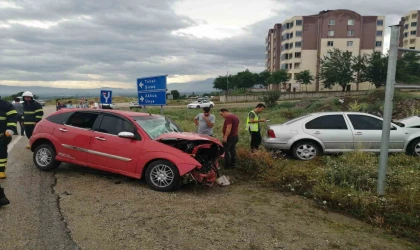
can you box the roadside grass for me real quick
[137,89,420,242]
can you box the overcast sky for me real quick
[0,0,419,89]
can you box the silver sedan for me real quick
[263,112,420,160]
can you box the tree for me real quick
[364,51,388,88]
[258,70,272,88]
[319,48,354,91]
[396,52,420,84]
[268,69,290,88]
[351,54,368,90]
[170,90,180,100]
[213,75,235,91]
[295,70,314,91]
[235,69,258,90]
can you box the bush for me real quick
[262,91,281,108]
[275,101,296,109]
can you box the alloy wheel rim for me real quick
[296,144,316,160]
[150,164,174,188]
[36,148,52,167]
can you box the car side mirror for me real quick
[118,132,135,139]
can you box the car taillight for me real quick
[267,129,276,138]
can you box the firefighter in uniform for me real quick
[0,98,18,206]
[22,91,44,149]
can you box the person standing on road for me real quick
[12,97,25,136]
[246,103,266,152]
[219,108,239,169]
[194,107,215,136]
[0,98,18,180]
[22,91,43,149]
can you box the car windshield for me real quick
[131,115,183,139]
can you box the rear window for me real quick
[46,111,74,125]
[284,115,312,125]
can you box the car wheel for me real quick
[406,138,420,156]
[196,105,200,109]
[291,141,320,161]
[210,104,214,108]
[33,144,61,171]
[145,160,180,192]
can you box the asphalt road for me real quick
[0,106,79,250]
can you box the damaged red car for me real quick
[29,109,225,192]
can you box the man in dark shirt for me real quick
[219,108,239,169]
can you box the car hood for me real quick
[156,132,223,146]
[397,116,420,128]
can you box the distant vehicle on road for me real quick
[129,101,142,109]
[35,99,46,106]
[187,99,214,109]
[100,103,116,109]
[29,109,225,192]
[263,112,420,161]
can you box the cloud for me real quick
[0,0,419,90]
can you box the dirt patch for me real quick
[54,164,416,250]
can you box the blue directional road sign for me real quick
[100,90,113,104]
[138,91,167,106]
[137,75,167,106]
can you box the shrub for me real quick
[275,101,296,109]
[262,91,281,108]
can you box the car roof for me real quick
[57,108,157,117]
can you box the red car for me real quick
[29,109,225,192]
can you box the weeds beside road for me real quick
[133,89,420,243]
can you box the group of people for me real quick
[56,99,99,111]
[0,91,44,207]
[193,103,266,169]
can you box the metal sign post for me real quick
[377,25,420,196]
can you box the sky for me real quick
[0,0,419,90]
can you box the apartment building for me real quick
[399,10,420,54]
[265,9,385,92]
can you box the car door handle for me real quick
[95,137,106,141]
[59,128,68,132]
[314,131,321,135]
[355,132,363,135]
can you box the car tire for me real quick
[291,141,321,161]
[145,160,180,192]
[406,138,420,156]
[33,144,61,171]
[210,104,214,108]
[196,105,200,109]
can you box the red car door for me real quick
[53,111,100,164]
[86,114,145,175]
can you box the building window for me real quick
[296,20,302,26]
[289,53,293,59]
[376,30,383,36]
[294,63,300,69]
[328,20,335,25]
[375,41,382,47]
[410,39,416,44]
[405,24,409,30]
[295,52,301,58]
[296,31,302,37]
[377,20,383,26]
[404,32,408,38]
[295,41,302,47]
[289,32,293,39]
[347,41,353,46]
[412,14,418,19]
[328,30,334,37]
[289,43,293,49]
[327,52,332,58]
[411,30,417,35]
[348,19,354,25]
[347,30,354,36]
[327,41,334,46]
[410,47,415,49]
[411,22,417,27]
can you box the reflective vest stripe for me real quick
[35,109,43,113]
[24,122,36,125]
[6,110,17,116]
[0,117,5,120]
[0,159,6,163]
[24,111,35,114]
[7,123,17,127]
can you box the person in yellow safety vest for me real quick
[0,98,18,181]
[245,103,266,152]
[22,91,44,149]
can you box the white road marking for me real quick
[7,135,23,153]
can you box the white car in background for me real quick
[187,99,215,109]
[129,101,143,109]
